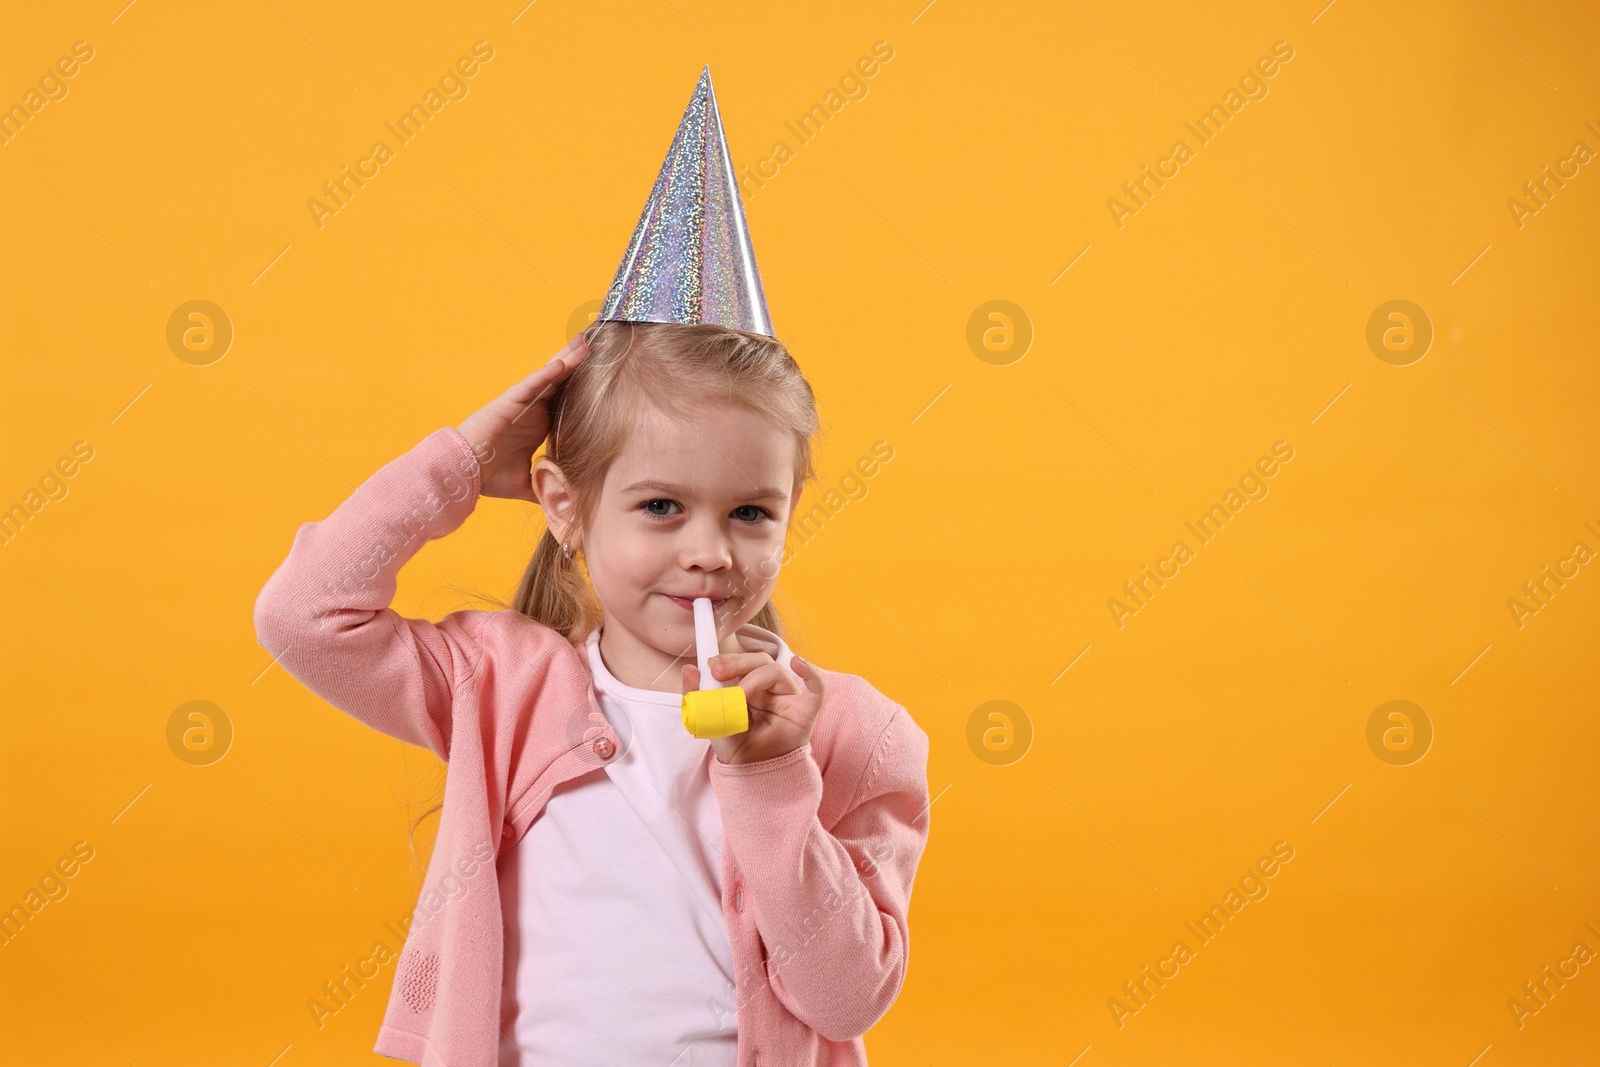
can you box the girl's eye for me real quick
[638,499,772,524]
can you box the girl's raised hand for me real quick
[683,652,827,765]
[455,333,591,502]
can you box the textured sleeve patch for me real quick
[396,948,439,1013]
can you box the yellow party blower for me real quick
[681,596,748,739]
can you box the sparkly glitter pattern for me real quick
[598,66,773,337]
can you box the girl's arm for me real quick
[252,427,488,760]
[709,704,932,1042]
[253,338,588,759]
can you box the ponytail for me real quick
[513,527,601,643]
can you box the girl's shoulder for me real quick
[807,664,927,763]
[806,664,929,821]
[455,607,594,677]
[811,664,903,723]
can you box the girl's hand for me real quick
[455,334,590,502]
[683,652,826,765]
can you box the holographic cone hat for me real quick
[596,65,773,337]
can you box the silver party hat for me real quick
[597,66,773,337]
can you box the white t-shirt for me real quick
[497,622,792,1066]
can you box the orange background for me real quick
[3,1,1598,1064]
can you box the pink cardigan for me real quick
[252,426,932,1066]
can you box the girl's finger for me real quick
[790,655,825,696]
[505,336,590,404]
[682,663,700,694]
[553,331,590,372]
[708,651,775,680]
[737,662,803,702]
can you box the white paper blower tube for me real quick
[693,597,723,689]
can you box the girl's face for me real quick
[542,399,801,692]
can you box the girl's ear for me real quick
[531,458,580,543]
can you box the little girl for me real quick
[254,320,933,1067]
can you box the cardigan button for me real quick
[592,736,616,760]
[734,885,744,912]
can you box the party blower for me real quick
[681,597,748,739]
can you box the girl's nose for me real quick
[678,521,734,570]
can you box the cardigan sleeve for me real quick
[709,705,932,1042]
[252,426,488,761]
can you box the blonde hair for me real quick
[406,320,822,869]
